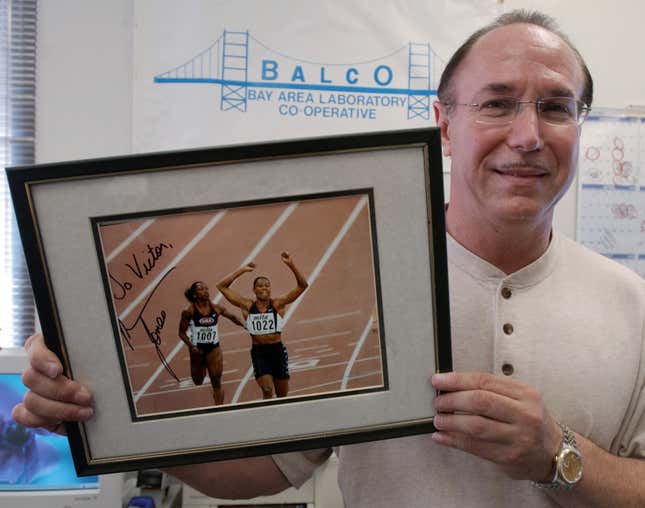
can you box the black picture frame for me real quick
[7,128,451,475]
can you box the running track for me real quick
[97,193,384,418]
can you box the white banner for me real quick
[133,0,500,152]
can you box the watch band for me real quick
[532,422,582,490]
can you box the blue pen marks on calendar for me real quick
[153,30,445,121]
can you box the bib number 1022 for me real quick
[250,317,275,333]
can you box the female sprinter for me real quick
[216,252,308,399]
[179,281,245,405]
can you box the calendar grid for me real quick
[577,110,645,278]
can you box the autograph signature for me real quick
[109,241,174,301]
[118,266,179,382]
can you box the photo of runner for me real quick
[178,281,245,405]
[216,252,308,399]
[94,191,385,419]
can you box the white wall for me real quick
[36,0,133,161]
[504,0,645,108]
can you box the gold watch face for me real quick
[560,448,583,484]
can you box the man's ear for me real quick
[433,101,452,156]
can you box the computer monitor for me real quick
[0,348,123,508]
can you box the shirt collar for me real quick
[446,230,560,288]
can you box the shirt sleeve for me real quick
[272,448,332,488]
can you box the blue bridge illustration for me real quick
[154,30,445,120]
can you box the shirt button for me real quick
[502,363,514,376]
[503,323,514,335]
[501,287,512,299]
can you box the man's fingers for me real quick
[11,403,68,435]
[432,371,531,400]
[433,412,512,442]
[16,333,95,437]
[24,333,62,379]
[22,367,93,406]
[22,390,94,423]
[432,371,550,438]
[434,389,519,424]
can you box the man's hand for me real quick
[11,333,94,435]
[431,371,561,482]
[242,262,256,273]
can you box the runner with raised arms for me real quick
[216,251,308,399]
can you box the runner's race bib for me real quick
[247,313,277,334]
[194,327,218,343]
[192,316,219,344]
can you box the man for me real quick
[11,10,645,507]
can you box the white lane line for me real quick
[292,351,340,361]
[221,329,351,355]
[127,343,156,350]
[235,202,300,271]
[232,368,256,402]
[289,371,382,395]
[297,310,360,325]
[138,356,382,400]
[343,370,382,382]
[295,345,333,352]
[295,346,334,353]
[121,211,227,321]
[341,315,375,390]
[287,379,342,394]
[105,219,155,263]
[232,196,369,403]
[289,331,351,343]
[146,376,251,397]
[133,204,298,403]
[284,197,367,325]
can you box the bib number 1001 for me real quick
[196,330,216,343]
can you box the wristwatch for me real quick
[532,422,583,490]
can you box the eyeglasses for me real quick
[443,96,590,126]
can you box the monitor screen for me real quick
[0,372,100,491]
[0,348,123,508]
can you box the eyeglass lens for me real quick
[474,97,584,125]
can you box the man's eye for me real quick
[480,99,514,109]
[478,99,515,116]
[542,100,572,115]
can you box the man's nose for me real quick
[505,102,545,152]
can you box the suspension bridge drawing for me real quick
[153,30,445,120]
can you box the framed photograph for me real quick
[7,128,451,475]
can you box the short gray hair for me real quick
[437,10,593,108]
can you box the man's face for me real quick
[436,24,585,231]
